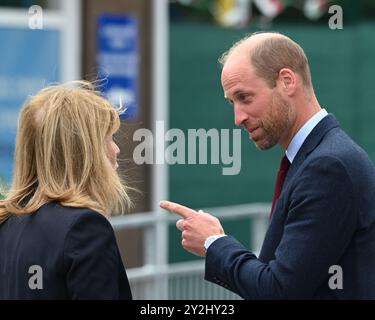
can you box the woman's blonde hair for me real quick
[0,80,131,223]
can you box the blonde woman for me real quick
[0,81,132,299]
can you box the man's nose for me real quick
[234,106,248,127]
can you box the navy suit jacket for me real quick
[205,114,375,299]
[0,202,132,299]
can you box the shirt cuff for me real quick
[204,234,227,251]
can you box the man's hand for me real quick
[160,200,224,257]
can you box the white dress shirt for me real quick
[286,109,328,163]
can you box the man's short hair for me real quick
[219,32,312,88]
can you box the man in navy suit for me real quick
[160,32,375,299]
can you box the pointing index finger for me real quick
[159,200,197,219]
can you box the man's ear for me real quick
[277,68,297,95]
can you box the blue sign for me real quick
[97,15,139,120]
[0,27,60,185]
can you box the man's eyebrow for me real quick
[224,90,255,103]
[224,89,255,103]
[233,90,256,97]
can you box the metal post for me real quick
[151,0,169,299]
[60,0,81,82]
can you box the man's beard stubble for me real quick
[254,92,293,150]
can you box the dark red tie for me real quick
[270,155,290,218]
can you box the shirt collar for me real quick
[286,108,328,163]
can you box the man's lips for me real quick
[246,126,261,140]
[247,127,259,134]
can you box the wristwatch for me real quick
[204,234,227,252]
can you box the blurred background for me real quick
[0,0,374,299]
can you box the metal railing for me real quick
[110,203,270,300]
